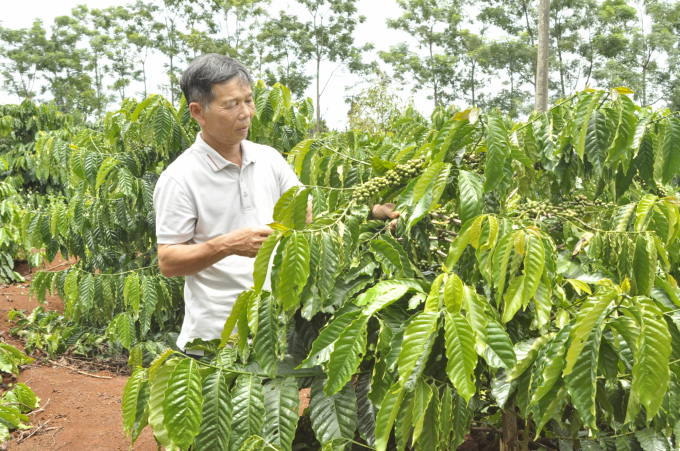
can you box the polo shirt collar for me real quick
[195,133,256,172]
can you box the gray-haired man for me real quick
[154,54,398,355]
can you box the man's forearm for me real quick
[158,227,273,278]
[158,238,231,278]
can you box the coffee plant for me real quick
[115,87,680,451]
[0,342,40,441]
[3,83,678,451]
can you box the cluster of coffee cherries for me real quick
[656,182,674,198]
[462,152,485,173]
[352,158,425,204]
[515,195,614,219]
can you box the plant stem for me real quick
[321,145,370,165]
[521,413,532,451]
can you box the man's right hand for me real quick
[158,227,274,277]
[221,227,274,258]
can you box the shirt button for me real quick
[241,178,244,182]
[244,192,248,197]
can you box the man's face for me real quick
[190,77,255,147]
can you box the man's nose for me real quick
[237,103,252,120]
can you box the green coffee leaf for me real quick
[163,358,204,449]
[194,371,232,451]
[310,376,357,448]
[262,377,300,451]
[444,311,477,403]
[229,375,265,451]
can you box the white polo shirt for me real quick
[153,133,300,349]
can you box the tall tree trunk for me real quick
[557,44,566,98]
[315,56,321,134]
[642,62,647,105]
[584,39,594,88]
[142,61,147,99]
[535,0,550,113]
[522,0,535,46]
[170,54,175,105]
[471,60,476,106]
[429,39,438,108]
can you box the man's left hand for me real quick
[371,203,399,231]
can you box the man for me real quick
[154,54,397,356]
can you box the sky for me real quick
[0,0,435,129]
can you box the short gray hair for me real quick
[180,54,253,109]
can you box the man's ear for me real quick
[189,102,207,127]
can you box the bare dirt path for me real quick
[1,257,156,451]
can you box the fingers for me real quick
[372,203,399,221]
[255,227,274,236]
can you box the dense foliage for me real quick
[3,81,680,451]
[112,87,680,451]
[0,342,40,441]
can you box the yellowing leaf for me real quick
[514,231,525,256]
[614,86,635,94]
[566,279,592,295]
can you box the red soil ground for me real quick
[2,256,157,451]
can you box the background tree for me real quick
[125,1,160,99]
[254,12,314,99]
[39,14,93,119]
[380,0,460,108]
[297,0,375,133]
[73,6,114,120]
[345,70,414,133]
[99,6,138,103]
[475,38,535,117]
[153,0,191,105]
[592,0,673,105]
[448,28,488,107]
[202,0,270,62]
[0,21,47,100]
[657,0,680,110]
[549,0,597,98]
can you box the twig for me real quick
[50,362,112,379]
[49,425,61,447]
[437,228,458,237]
[429,236,454,243]
[29,398,50,415]
[53,441,72,451]
[17,419,50,444]
[321,145,371,166]
[39,261,72,272]
[522,414,533,451]
[75,371,111,379]
[506,187,519,204]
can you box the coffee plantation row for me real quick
[2,84,680,451]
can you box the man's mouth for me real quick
[238,125,249,132]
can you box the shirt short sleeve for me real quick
[154,174,197,244]
[268,148,301,196]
